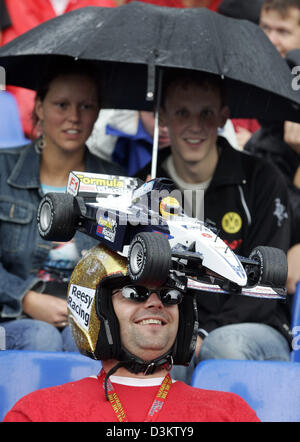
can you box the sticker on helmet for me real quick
[221,212,242,234]
[67,284,95,331]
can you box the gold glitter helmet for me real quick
[67,243,198,373]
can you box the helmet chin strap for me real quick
[103,348,174,401]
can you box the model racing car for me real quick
[37,171,288,300]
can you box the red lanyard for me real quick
[98,368,173,422]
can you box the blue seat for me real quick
[191,359,300,422]
[0,91,30,148]
[291,281,300,362]
[0,350,101,421]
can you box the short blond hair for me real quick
[262,0,300,20]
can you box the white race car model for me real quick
[37,171,288,300]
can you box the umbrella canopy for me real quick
[0,2,299,121]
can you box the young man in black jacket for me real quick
[246,0,300,293]
[137,69,292,383]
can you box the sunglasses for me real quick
[120,285,183,305]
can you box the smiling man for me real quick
[111,286,179,363]
[3,244,259,422]
[137,68,292,384]
[259,0,300,57]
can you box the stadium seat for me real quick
[0,91,30,148]
[291,281,300,362]
[191,359,300,422]
[0,350,101,421]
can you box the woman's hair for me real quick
[31,56,101,135]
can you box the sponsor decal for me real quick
[76,174,124,188]
[96,215,117,242]
[67,284,95,331]
[70,171,139,195]
[67,172,80,196]
[221,212,242,234]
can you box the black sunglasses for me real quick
[120,285,183,305]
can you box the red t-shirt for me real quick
[3,374,260,422]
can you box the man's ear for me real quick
[219,105,230,128]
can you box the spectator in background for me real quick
[259,0,300,57]
[246,50,300,245]
[246,0,300,293]
[0,58,124,352]
[1,0,117,137]
[87,108,238,176]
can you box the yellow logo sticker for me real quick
[221,212,242,234]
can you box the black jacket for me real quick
[245,122,300,245]
[137,137,293,345]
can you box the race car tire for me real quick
[128,232,171,287]
[248,246,288,288]
[37,192,78,242]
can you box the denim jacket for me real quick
[0,142,125,319]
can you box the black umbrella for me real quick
[0,1,299,122]
[218,0,263,24]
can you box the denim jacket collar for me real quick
[7,142,104,190]
[7,143,41,189]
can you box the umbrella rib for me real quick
[151,69,163,180]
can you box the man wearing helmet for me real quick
[4,244,259,422]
